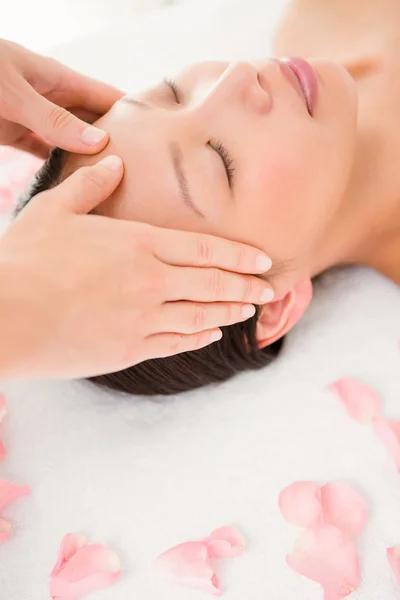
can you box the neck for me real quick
[311,56,400,284]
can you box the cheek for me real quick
[238,139,338,255]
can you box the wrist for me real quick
[0,258,40,378]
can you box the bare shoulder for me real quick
[273,0,400,60]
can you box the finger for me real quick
[14,81,110,154]
[35,155,124,214]
[55,66,124,115]
[144,328,223,360]
[164,265,275,305]
[153,228,272,274]
[155,302,256,334]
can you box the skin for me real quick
[64,0,400,346]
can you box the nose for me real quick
[197,62,273,118]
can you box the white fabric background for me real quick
[0,1,400,599]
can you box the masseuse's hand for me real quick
[0,38,123,157]
[0,157,274,379]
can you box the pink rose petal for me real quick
[279,481,322,528]
[0,441,5,462]
[51,533,87,577]
[372,418,400,471]
[329,378,381,424]
[0,518,12,544]
[204,527,246,558]
[287,524,360,600]
[320,483,368,539]
[156,541,221,595]
[387,546,400,584]
[50,542,121,600]
[0,479,30,511]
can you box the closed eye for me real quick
[163,78,182,103]
[209,140,235,189]
[163,79,235,189]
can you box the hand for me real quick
[0,39,123,157]
[0,157,274,379]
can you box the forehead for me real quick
[66,98,207,231]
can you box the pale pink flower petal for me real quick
[279,481,322,528]
[0,441,5,462]
[372,418,400,471]
[387,546,400,584]
[286,524,360,600]
[0,518,12,544]
[0,479,30,511]
[320,483,368,539]
[204,527,246,558]
[329,378,381,424]
[50,543,121,599]
[156,541,221,595]
[51,533,87,577]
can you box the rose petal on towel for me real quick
[156,541,222,595]
[329,378,381,424]
[204,527,246,558]
[0,479,30,511]
[387,546,400,584]
[320,483,368,539]
[286,524,360,600]
[279,481,322,527]
[0,518,12,544]
[51,533,87,577]
[50,543,121,599]
[372,418,400,471]
[0,441,5,462]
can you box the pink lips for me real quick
[279,57,318,116]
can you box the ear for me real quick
[256,278,313,348]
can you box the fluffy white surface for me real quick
[1,1,400,599]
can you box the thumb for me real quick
[18,85,110,154]
[38,155,124,214]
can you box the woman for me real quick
[20,0,400,394]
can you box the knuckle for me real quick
[234,245,245,270]
[193,303,207,330]
[207,268,225,298]
[193,331,205,350]
[139,267,166,298]
[134,227,155,251]
[46,105,73,131]
[81,167,106,192]
[196,235,213,266]
[225,303,233,324]
[242,276,253,301]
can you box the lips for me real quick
[279,57,318,116]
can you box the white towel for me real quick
[0,2,399,598]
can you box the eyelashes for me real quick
[163,78,235,189]
[209,140,235,188]
[163,78,181,103]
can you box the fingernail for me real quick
[98,155,123,171]
[241,305,256,319]
[210,329,223,343]
[256,254,272,271]
[260,288,275,303]
[81,126,107,146]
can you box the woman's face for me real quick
[71,58,357,282]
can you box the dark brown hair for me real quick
[18,149,283,396]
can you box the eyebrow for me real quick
[119,95,151,109]
[170,143,205,219]
[119,96,205,219]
